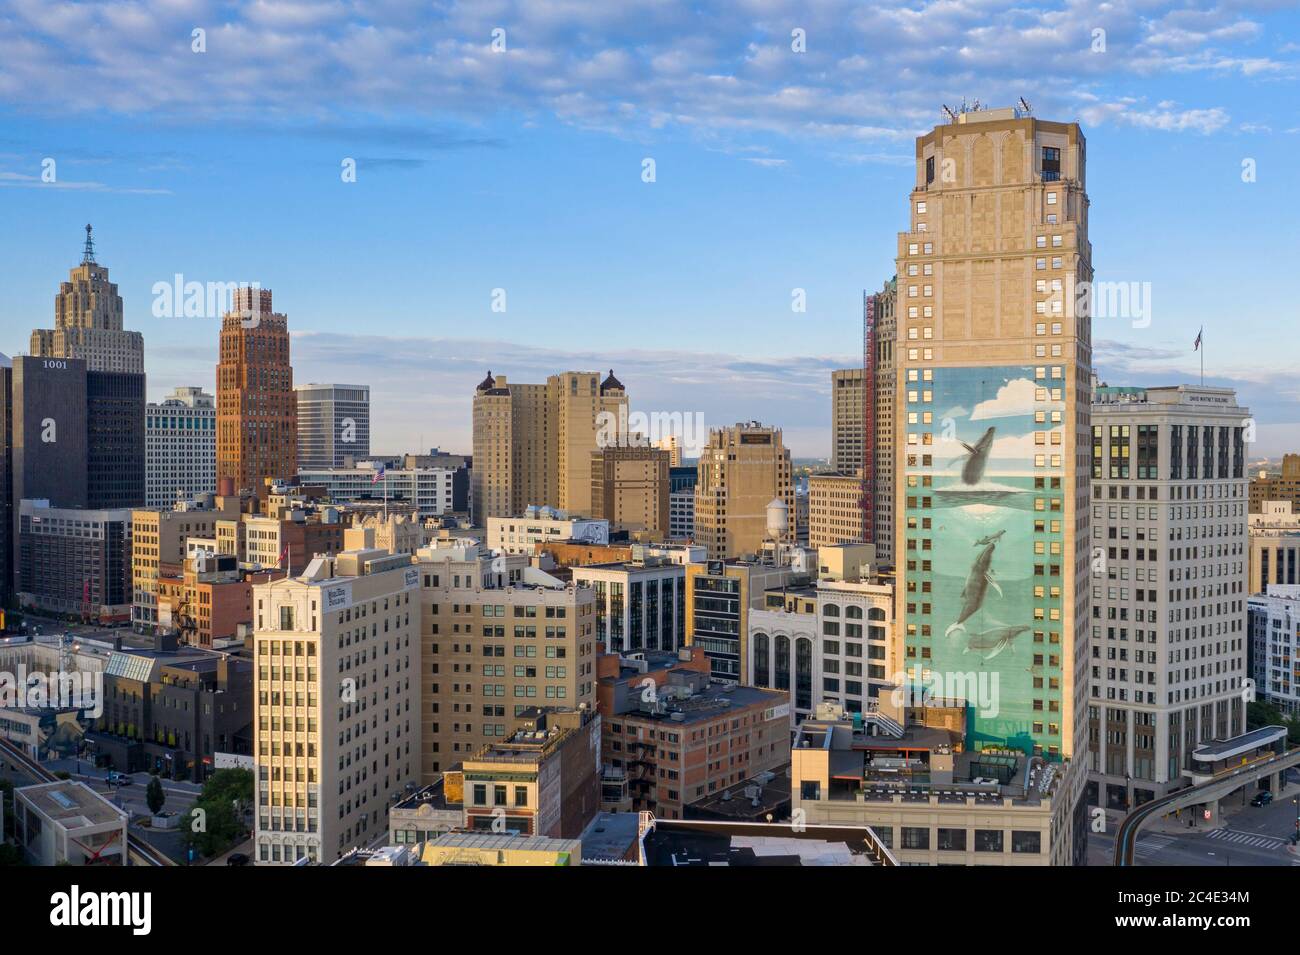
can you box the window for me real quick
[901,827,929,850]
[937,828,967,851]
[1042,146,1061,181]
[974,829,1004,852]
[1012,830,1042,854]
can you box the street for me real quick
[1088,768,1300,866]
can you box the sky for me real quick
[1,0,1298,459]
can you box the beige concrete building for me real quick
[684,557,804,684]
[1249,453,1300,513]
[471,369,629,523]
[30,225,143,374]
[414,539,599,780]
[694,422,795,559]
[590,446,670,537]
[807,472,865,549]
[1088,384,1249,808]
[252,548,421,865]
[893,106,1092,864]
[791,708,1061,865]
[1249,500,1300,595]
[131,496,241,632]
[486,507,609,555]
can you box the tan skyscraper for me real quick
[694,422,795,559]
[893,106,1091,865]
[471,370,628,523]
[30,225,143,374]
[590,446,670,537]
[830,368,865,475]
[252,547,420,865]
[414,539,598,781]
[216,288,298,497]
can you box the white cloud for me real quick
[970,378,1040,421]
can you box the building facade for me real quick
[297,463,454,519]
[693,422,795,560]
[1087,383,1249,809]
[415,539,599,780]
[590,446,670,538]
[571,556,686,655]
[894,107,1092,864]
[1249,453,1300,514]
[295,383,370,470]
[252,548,421,865]
[146,387,216,509]
[471,370,628,523]
[17,500,132,622]
[1248,500,1300,595]
[217,288,297,497]
[1247,585,1300,717]
[807,472,866,550]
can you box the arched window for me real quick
[795,637,813,711]
[775,635,791,692]
[823,604,841,617]
[846,605,863,619]
[868,607,887,622]
[753,633,770,687]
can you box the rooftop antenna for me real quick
[941,104,958,122]
[82,223,96,264]
[1018,97,1033,115]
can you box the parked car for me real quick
[226,853,251,867]
[106,771,133,787]
[1250,790,1273,807]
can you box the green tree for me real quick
[180,768,254,860]
[145,776,166,815]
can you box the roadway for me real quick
[1113,754,1300,865]
[0,737,176,866]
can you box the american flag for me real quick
[1193,328,1202,351]
[372,464,386,485]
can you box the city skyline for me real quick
[1,1,1297,458]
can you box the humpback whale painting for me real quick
[959,427,995,484]
[945,533,1003,639]
[903,366,1064,753]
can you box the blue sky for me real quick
[1,0,1298,458]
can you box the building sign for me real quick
[323,583,352,611]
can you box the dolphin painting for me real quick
[944,537,1002,639]
[963,624,1031,661]
[959,427,996,485]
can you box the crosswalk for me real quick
[1206,828,1287,851]
[1134,834,1177,858]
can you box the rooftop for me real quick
[643,819,893,867]
[17,780,128,830]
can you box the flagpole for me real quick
[1201,331,1204,386]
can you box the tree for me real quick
[180,768,254,860]
[145,776,166,815]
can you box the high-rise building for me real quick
[1248,500,1300,594]
[146,387,216,508]
[893,107,1092,865]
[590,446,670,538]
[471,370,628,523]
[295,383,370,470]
[252,548,420,865]
[30,225,143,374]
[217,288,297,497]
[668,465,697,542]
[830,368,865,475]
[17,499,133,622]
[655,435,683,467]
[1249,453,1300,513]
[86,369,146,509]
[807,472,865,550]
[1247,585,1300,717]
[296,462,455,519]
[1088,383,1249,808]
[21,228,145,511]
[693,422,794,560]
[870,278,898,564]
[414,539,599,781]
